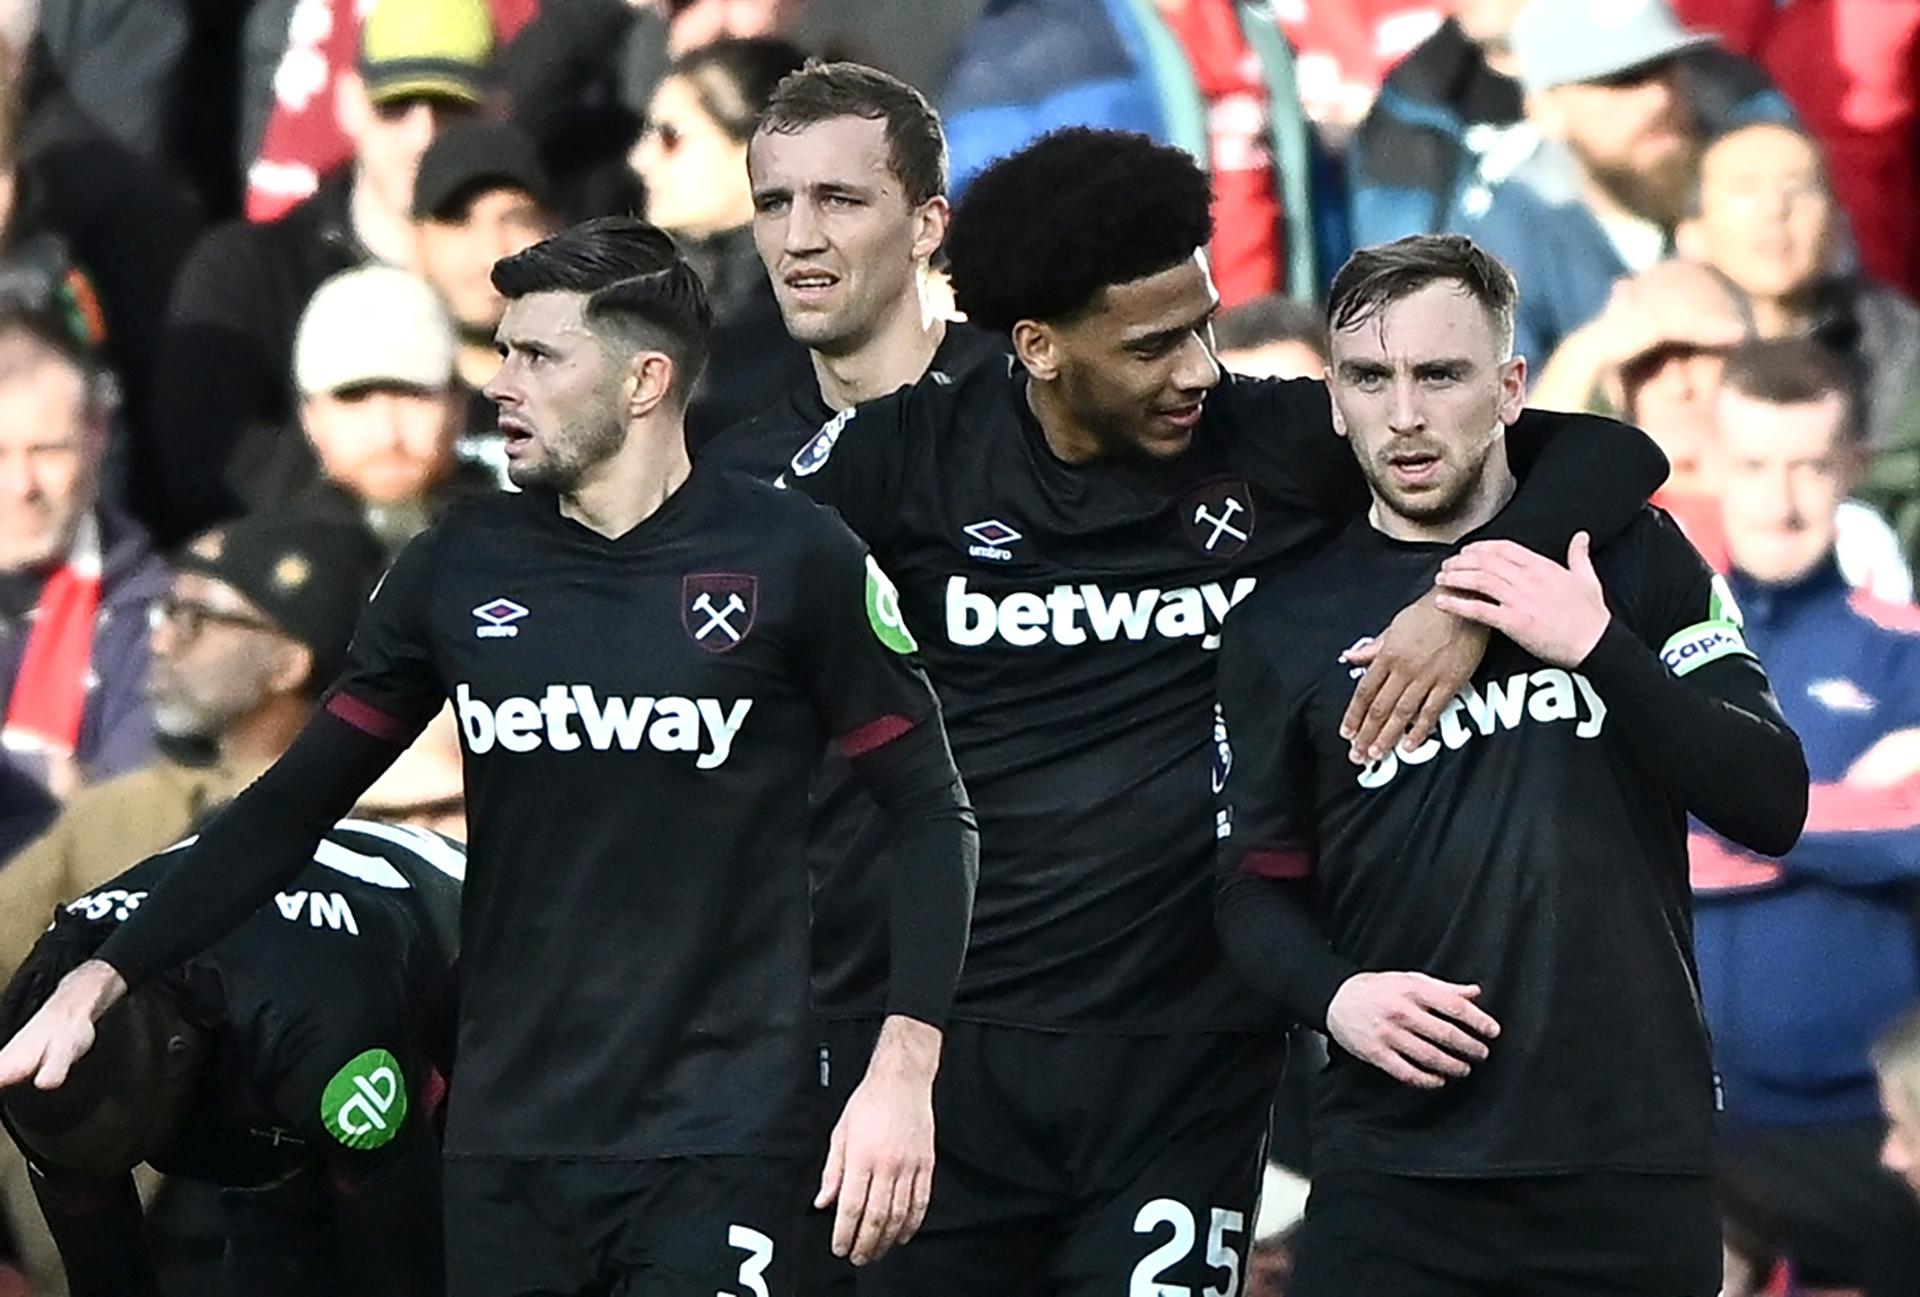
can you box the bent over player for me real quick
[1214,236,1809,1296]
[0,218,978,1297]
[1,819,463,1297]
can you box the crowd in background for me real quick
[0,0,1914,1293]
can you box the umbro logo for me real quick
[473,598,528,639]
[963,519,1021,562]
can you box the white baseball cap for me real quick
[1513,0,1714,94]
[294,265,457,396]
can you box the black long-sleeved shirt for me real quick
[1215,507,1808,1177]
[98,471,977,1159]
[780,362,1670,1032]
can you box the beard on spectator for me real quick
[1574,137,1699,230]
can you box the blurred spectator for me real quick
[0,14,201,528]
[0,306,164,797]
[1451,0,1790,364]
[1213,292,1327,379]
[1675,0,1920,299]
[242,0,525,222]
[489,0,646,224]
[659,0,806,55]
[1720,1172,1797,1297]
[21,0,187,163]
[1877,1008,1920,1203]
[354,704,466,840]
[630,36,811,440]
[1679,120,1920,450]
[267,265,485,557]
[151,0,489,544]
[0,510,386,1295]
[939,0,1323,306]
[1858,374,1920,579]
[1690,340,1920,1297]
[1349,0,1786,251]
[1275,0,1442,149]
[411,119,557,482]
[1529,257,1748,523]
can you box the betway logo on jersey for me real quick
[456,683,752,768]
[1358,667,1607,788]
[945,576,1256,650]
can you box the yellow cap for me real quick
[359,0,494,106]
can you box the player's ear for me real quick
[1012,319,1060,382]
[623,352,676,422]
[1497,355,1528,425]
[1326,366,1349,439]
[911,196,949,265]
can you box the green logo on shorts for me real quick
[320,1049,407,1149]
[865,555,917,654]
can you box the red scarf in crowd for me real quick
[3,513,102,765]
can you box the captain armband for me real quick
[1658,620,1755,678]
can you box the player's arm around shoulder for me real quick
[1436,509,1808,855]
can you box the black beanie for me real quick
[173,515,387,692]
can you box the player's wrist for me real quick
[64,960,128,1021]
[870,1015,942,1084]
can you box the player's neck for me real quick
[559,420,694,540]
[1025,378,1105,464]
[218,695,313,772]
[1369,453,1517,545]
[812,278,947,412]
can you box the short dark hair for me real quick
[1719,336,1858,437]
[1214,294,1328,360]
[668,37,809,144]
[491,216,715,401]
[946,128,1214,334]
[758,61,948,207]
[1328,235,1519,357]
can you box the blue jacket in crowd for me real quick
[940,0,1331,300]
[1692,554,1920,1128]
[1349,19,1790,364]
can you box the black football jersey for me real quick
[705,322,1008,484]
[785,362,1661,1032]
[705,323,1007,1018]
[324,469,941,1157]
[48,821,463,1186]
[1215,509,1784,1176]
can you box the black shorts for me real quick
[444,1155,811,1297]
[799,1016,881,1297]
[860,1023,1284,1297]
[1288,1169,1721,1297]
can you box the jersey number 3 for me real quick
[1131,1199,1245,1297]
[719,1223,774,1297]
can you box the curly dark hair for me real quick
[946,128,1214,334]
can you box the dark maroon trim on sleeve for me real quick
[325,692,422,745]
[838,713,917,759]
[1240,848,1312,879]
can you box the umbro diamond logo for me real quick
[963,519,1021,562]
[473,598,529,639]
